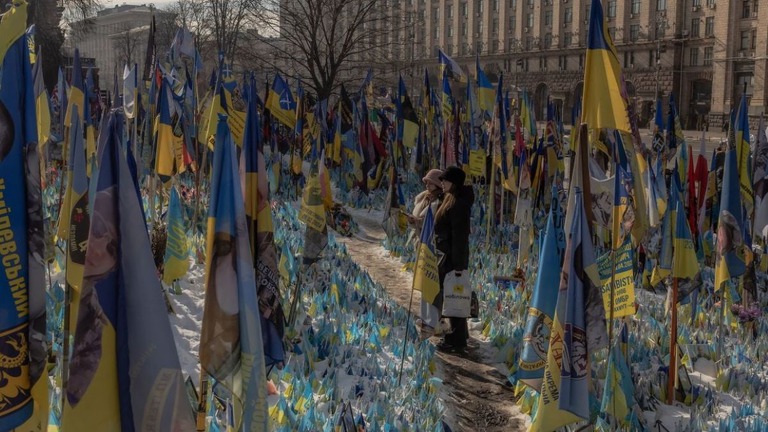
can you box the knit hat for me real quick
[439,166,466,186]
[422,169,444,188]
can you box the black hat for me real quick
[439,166,466,186]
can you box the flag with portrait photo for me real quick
[63,109,195,431]
[200,114,268,430]
[244,75,285,368]
[581,0,630,133]
[715,148,746,291]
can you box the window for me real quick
[544,33,552,48]
[707,0,716,6]
[509,17,516,32]
[743,0,751,18]
[704,46,713,65]
[493,17,498,34]
[523,58,529,72]
[752,29,757,49]
[705,17,714,36]
[631,0,641,14]
[478,21,484,34]
[565,7,573,23]
[527,0,534,6]
[608,1,616,17]
[585,5,591,19]
[558,55,567,70]
[609,27,616,41]
[493,39,500,52]
[657,0,666,10]
[655,24,665,39]
[527,13,534,27]
[539,57,546,70]
[510,0,517,9]
[434,26,440,39]
[579,54,584,68]
[630,24,639,41]
[448,25,453,37]
[478,0,484,13]
[447,4,453,17]
[433,7,439,20]
[692,0,701,5]
[564,32,572,46]
[462,2,467,15]
[741,30,751,49]
[691,19,700,38]
[493,0,498,11]
[462,24,467,36]
[623,51,635,68]
[476,41,484,54]
[649,49,656,67]
[690,47,699,65]
[525,36,531,50]
[545,10,552,26]
[755,0,759,13]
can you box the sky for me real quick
[103,0,175,8]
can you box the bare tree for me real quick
[112,23,142,68]
[168,0,213,50]
[257,0,405,100]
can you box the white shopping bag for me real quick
[442,271,472,318]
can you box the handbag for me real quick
[442,270,472,318]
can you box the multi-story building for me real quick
[64,4,176,92]
[385,0,764,131]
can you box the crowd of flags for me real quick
[2,0,768,429]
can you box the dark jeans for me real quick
[445,317,468,347]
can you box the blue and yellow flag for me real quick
[652,98,664,153]
[735,93,754,214]
[397,76,419,149]
[441,70,454,121]
[715,148,746,291]
[63,110,195,431]
[414,207,440,305]
[601,325,636,427]
[31,48,49,150]
[200,114,268,430]
[267,74,296,129]
[519,188,565,390]
[476,56,495,114]
[0,3,45,429]
[163,185,190,284]
[673,198,699,280]
[154,77,183,180]
[560,188,605,421]
[244,76,285,368]
[581,0,630,133]
[64,48,84,131]
[438,49,466,83]
[612,132,631,250]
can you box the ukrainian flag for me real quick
[652,98,664,152]
[581,0,630,133]
[64,48,84,131]
[715,148,746,290]
[32,49,50,150]
[163,185,190,284]
[438,49,466,83]
[735,93,754,213]
[612,132,630,250]
[63,110,195,431]
[397,76,419,149]
[267,74,296,129]
[600,325,636,427]
[673,199,699,280]
[441,70,453,121]
[414,207,440,304]
[84,68,97,169]
[476,56,495,114]
[154,77,178,180]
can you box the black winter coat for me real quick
[434,185,474,272]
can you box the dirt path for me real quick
[338,209,529,432]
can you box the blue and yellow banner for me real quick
[597,237,636,318]
[414,208,440,305]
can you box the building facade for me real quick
[385,0,764,130]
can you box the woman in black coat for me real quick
[434,166,475,350]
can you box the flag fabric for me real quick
[300,157,329,264]
[673,198,699,280]
[476,57,495,114]
[735,93,754,215]
[753,116,768,243]
[612,132,630,250]
[154,77,184,180]
[162,185,190,284]
[123,64,138,119]
[266,74,296,129]
[652,98,664,153]
[715,148,746,291]
[438,49,466,83]
[64,48,84,132]
[600,325,637,427]
[413,207,440,304]
[518,188,565,390]
[651,191,674,286]
[142,14,156,81]
[441,70,454,122]
[581,0,630,133]
[63,110,195,431]
[397,77,419,149]
[0,3,45,428]
[559,188,606,420]
[243,76,286,368]
[200,114,269,430]
[31,49,49,149]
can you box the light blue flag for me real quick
[200,114,268,430]
[559,188,604,421]
[518,186,565,390]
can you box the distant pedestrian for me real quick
[434,166,475,351]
